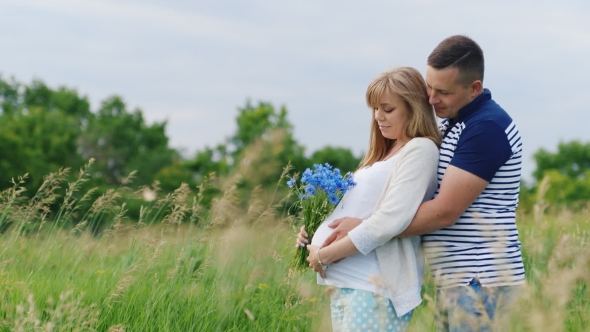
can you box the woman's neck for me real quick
[383,139,410,160]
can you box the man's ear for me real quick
[470,80,483,98]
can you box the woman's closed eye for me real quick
[373,107,394,114]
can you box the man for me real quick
[320,35,525,331]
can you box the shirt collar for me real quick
[455,88,491,122]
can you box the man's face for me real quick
[425,66,478,120]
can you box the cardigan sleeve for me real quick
[348,138,439,250]
[348,223,378,255]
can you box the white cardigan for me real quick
[348,137,439,316]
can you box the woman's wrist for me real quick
[317,247,329,270]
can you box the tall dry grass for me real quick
[407,184,590,332]
[0,136,588,331]
[0,136,328,331]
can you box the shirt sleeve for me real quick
[450,121,512,182]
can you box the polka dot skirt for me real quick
[330,288,412,332]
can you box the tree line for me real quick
[0,75,361,225]
[0,74,586,224]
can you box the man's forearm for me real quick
[397,199,455,237]
[398,165,491,238]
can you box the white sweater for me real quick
[311,155,397,297]
[348,137,439,316]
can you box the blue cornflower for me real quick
[336,179,347,191]
[328,193,339,205]
[286,178,296,188]
[346,173,357,186]
[290,163,356,204]
[318,177,329,191]
[325,179,337,194]
[301,168,313,183]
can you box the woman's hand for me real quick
[306,244,327,278]
[321,217,363,247]
[295,225,309,249]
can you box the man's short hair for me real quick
[427,35,484,87]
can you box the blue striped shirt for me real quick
[422,89,526,289]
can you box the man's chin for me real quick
[434,110,447,118]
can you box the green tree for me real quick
[187,100,364,195]
[187,144,230,181]
[155,161,197,193]
[533,141,590,181]
[188,101,307,185]
[0,107,81,191]
[530,140,590,207]
[537,169,590,206]
[78,96,175,186]
[0,77,87,191]
[309,146,361,173]
[231,101,306,170]
[0,75,179,198]
[0,75,20,115]
[23,80,92,120]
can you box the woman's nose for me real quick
[374,109,384,120]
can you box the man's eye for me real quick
[440,92,450,96]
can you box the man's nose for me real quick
[429,94,439,105]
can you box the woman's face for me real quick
[374,90,410,141]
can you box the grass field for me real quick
[0,168,588,331]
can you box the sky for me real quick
[1,0,589,183]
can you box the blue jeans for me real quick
[435,278,521,332]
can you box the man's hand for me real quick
[321,217,362,248]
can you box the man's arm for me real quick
[324,165,490,243]
[397,165,488,237]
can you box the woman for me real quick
[296,67,440,331]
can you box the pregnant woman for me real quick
[297,67,440,332]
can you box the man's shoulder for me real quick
[467,97,515,131]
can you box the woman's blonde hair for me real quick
[359,67,441,168]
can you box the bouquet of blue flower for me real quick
[286,163,356,272]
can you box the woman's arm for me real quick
[306,139,439,276]
[307,139,439,275]
[349,139,438,253]
[306,237,357,277]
